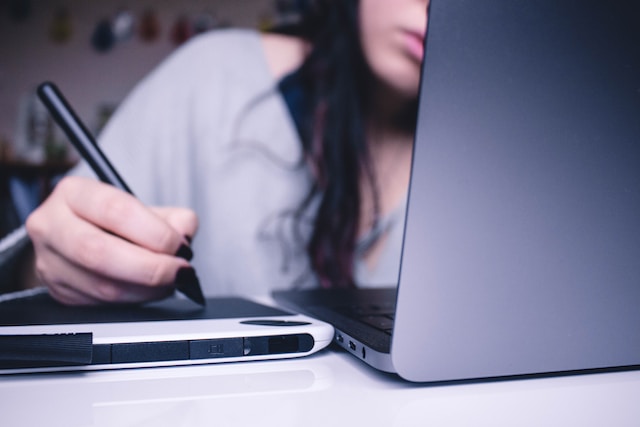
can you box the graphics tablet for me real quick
[0,289,334,374]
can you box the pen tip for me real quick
[174,267,206,306]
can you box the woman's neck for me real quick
[358,77,416,237]
[366,77,418,139]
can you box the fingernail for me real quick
[175,243,193,261]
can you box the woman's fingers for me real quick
[26,175,199,305]
[42,217,188,285]
[44,259,175,306]
[58,176,189,256]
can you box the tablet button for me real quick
[190,338,244,359]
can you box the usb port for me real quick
[349,341,356,351]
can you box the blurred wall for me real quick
[0,0,270,151]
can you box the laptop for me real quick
[0,289,333,374]
[274,0,640,382]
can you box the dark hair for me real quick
[278,0,379,288]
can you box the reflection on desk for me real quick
[1,347,640,427]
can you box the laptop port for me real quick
[349,341,356,351]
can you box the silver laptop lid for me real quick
[393,0,640,382]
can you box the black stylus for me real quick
[37,81,205,306]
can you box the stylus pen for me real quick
[36,81,205,306]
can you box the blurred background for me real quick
[0,0,309,238]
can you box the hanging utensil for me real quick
[91,17,115,53]
[139,8,161,43]
[170,14,192,46]
[49,7,73,44]
[112,9,134,43]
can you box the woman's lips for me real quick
[402,29,425,62]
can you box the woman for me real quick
[24,0,429,305]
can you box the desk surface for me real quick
[1,346,639,426]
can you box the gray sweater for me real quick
[3,29,406,297]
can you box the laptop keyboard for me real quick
[272,287,398,353]
[335,302,396,335]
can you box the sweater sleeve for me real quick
[71,29,278,208]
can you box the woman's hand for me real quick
[26,176,199,305]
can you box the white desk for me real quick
[1,346,639,426]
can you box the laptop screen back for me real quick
[393,0,640,382]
